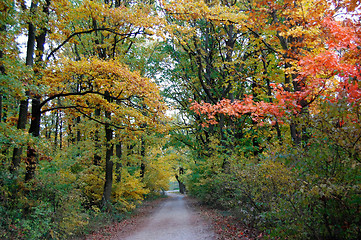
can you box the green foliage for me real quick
[0,151,90,239]
[0,141,168,239]
[186,141,361,239]
[283,143,361,240]
[78,165,104,205]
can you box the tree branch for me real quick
[40,105,90,114]
[40,90,131,109]
[76,107,147,131]
[46,28,143,60]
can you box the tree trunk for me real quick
[101,92,114,209]
[24,0,51,182]
[290,122,301,145]
[10,0,37,172]
[93,109,101,165]
[10,99,29,172]
[25,97,41,182]
[140,137,145,178]
[54,111,59,150]
[25,2,36,67]
[101,122,114,208]
[76,116,81,142]
[0,24,5,123]
[115,141,122,182]
[175,167,186,194]
[59,115,63,149]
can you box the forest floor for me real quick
[82,192,263,240]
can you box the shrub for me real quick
[186,143,361,239]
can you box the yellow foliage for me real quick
[50,0,163,44]
[78,166,104,203]
[112,169,149,211]
[56,190,89,238]
[232,157,297,205]
[42,57,168,135]
[143,154,173,192]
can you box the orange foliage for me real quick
[190,1,361,125]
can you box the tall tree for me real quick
[25,0,52,181]
[10,0,37,172]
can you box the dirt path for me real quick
[112,192,215,240]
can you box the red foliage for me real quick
[190,13,361,125]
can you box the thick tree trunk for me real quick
[115,141,122,182]
[101,122,114,208]
[176,167,186,194]
[101,92,114,209]
[25,97,41,182]
[76,116,81,142]
[10,0,36,172]
[24,0,51,182]
[25,3,36,67]
[290,122,301,145]
[34,0,50,66]
[93,109,101,165]
[11,99,29,172]
[140,137,145,178]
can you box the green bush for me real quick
[186,143,361,239]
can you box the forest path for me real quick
[112,192,215,240]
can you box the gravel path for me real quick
[113,192,215,240]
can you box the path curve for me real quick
[113,192,215,240]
